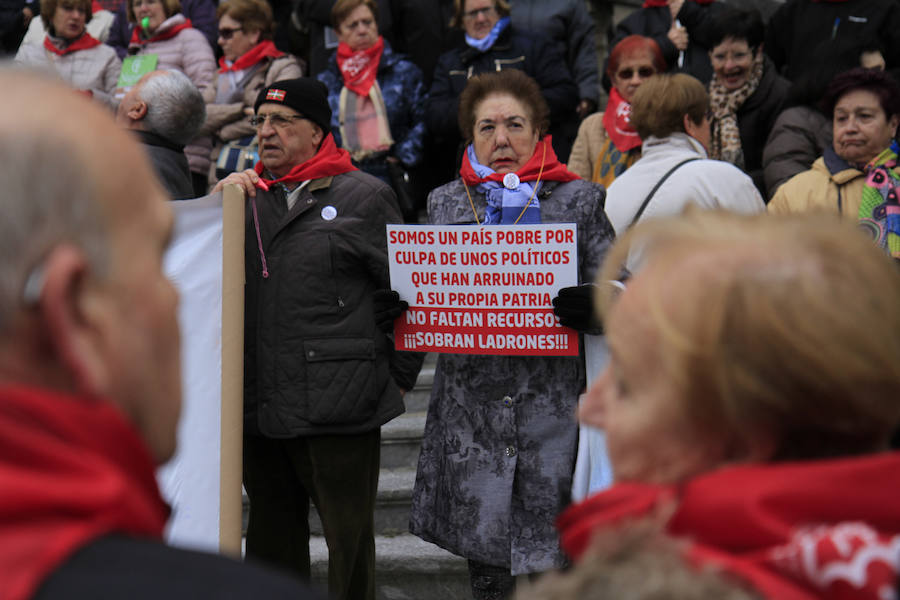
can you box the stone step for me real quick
[403,361,434,414]
[308,467,416,537]
[244,467,419,538]
[309,534,470,600]
[380,411,426,470]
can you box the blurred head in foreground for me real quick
[580,209,900,485]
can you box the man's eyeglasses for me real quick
[615,67,655,80]
[462,6,496,21]
[249,113,306,129]
[218,26,242,40]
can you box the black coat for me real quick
[134,131,195,201]
[425,26,577,177]
[426,26,577,140]
[608,1,724,88]
[729,57,791,198]
[243,171,419,438]
[765,0,900,81]
[35,535,321,599]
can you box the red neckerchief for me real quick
[459,136,580,185]
[0,385,169,600]
[558,453,900,600]
[218,39,283,73]
[43,31,101,55]
[253,133,357,187]
[91,0,102,12]
[130,18,193,46]
[603,87,641,152]
[336,36,384,96]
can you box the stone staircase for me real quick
[243,353,471,599]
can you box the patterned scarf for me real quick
[859,142,900,258]
[459,137,579,224]
[338,81,394,161]
[559,453,900,600]
[708,51,763,169]
[336,36,383,97]
[592,137,640,188]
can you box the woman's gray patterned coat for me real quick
[409,176,615,575]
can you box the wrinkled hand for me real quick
[213,168,261,198]
[668,0,684,20]
[667,23,689,51]
[373,289,408,334]
[552,284,602,334]
[576,99,597,120]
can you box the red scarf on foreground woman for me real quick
[0,386,169,600]
[558,453,900,600]
[459,136,579,186]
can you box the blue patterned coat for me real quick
[318,39,427,179]
[409,176,615,574]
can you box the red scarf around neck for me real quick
[558,453,900,600]
[0,385,169,600]
[130,17,193,46]
[336,36,384,96]
[253,133,357,187]
[218,39,283,73]
[603,87,642,152]
[43,31,101,55]
[459,136,580,185]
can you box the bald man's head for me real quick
[0,69,182,464]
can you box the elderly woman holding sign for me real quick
[408,69,614,600]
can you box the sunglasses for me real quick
[615,66,655,80]
[218,26,242,40]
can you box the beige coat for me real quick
[767,155,896,218]
[202,54,303,185]
[567,112,607,181]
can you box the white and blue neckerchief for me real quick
[464,16,510,52]
[466,144,541,225]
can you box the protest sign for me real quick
[388,224,578,356]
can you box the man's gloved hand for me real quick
[373,289,408,333]
[552,284,602,334]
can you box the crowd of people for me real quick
[2,0,900,599]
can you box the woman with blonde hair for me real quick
[559,209,900,600]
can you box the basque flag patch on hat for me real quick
[266,89,286,102]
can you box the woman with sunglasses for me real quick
[126,0,215,195]
[569,35,665,187]
[201,0,302,185]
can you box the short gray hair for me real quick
[138,69,207,146]
[0,131,110,333]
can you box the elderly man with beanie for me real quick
[214,78,422,600]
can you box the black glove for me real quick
[373,289,408,333]
[552,284,602,334]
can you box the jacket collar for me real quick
[459,26,513,65]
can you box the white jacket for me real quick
[605,133,765,234]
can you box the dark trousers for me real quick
[243,430,380,600]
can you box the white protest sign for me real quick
[388,223,579,356]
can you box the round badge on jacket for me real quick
[503,173,520,190]
[321,205,338,221]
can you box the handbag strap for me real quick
[629,158,701,228]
